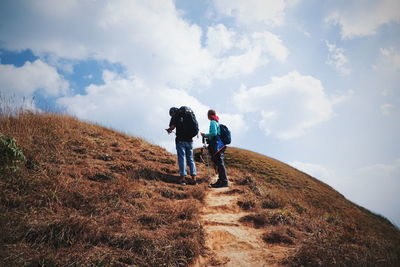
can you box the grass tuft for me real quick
[263,229,294,245]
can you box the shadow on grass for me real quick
[130,167,208,185]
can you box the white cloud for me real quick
[58,70,207,138]
[290,161,337,183]
[206,24,236,56]
[57,70,245,152]
[0,60,69,98]
[352,159,400,225]
[233,71,336,139]
[1,1,291,89]
[381,103,395,116]
[372,47,400,96]
[330,89,354,106]
[214,46,267,79]
[374,47,400,72]
[0,0,213,87]
[253,32,288,62]
[358,159,400,180]
[207,28,288,79]
[325,41,351,76]
[212,0,294,27]
[218,113,248,137]
[326,0,400,39]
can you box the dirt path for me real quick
[192,181,292,267]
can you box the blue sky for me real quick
[0,0,399,226]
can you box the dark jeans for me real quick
[212,149,228,183]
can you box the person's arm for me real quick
[204,120,218,138]
[166,124,176,134]
[166,117,176,134]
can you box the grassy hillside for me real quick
[0,112,209,266]
[219,147,400,266]
[1,112,400,266]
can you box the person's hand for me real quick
[166,128,172,134]
[200,132,205,137]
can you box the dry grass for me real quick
[3,111,400,266]
[263,227,295,245]
[219,147,400,266]
[0,111,209,266]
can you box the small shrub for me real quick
[261,193,284,209]
[157,187,189,199]
[110,232,155,253]
[62,191,89,210]
[131,189,153,199]
[189,185,207,202]
[240,210,297,228]
[134,167,160,180]
[263,230,294,245]
[237,199,256,210]
[23,254,58,267]
[176,201,198,220]
[240,214,269,228]
[269,210,297,225]
[138,214,167,229]
[87,172,114,182]
[224,189,244,195]
[170,221,202,239]
[0,133,26,172]
[25,216,97,247]
[158,158,176,165]
[237,176,254,186]
[94,154,114,161]
[291,202,307,214]
[237,176,263,196]
[72,148,86,154]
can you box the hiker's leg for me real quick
[176,141,187,176]
[211,154,218,174]
[214,152,227,183]
[185,142,197,177]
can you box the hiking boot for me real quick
[179,176,186,186]
[187,179,198,185]
[209,180,228,188]
[187,175,198,185]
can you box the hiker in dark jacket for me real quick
[201,109,228,188]
[166,107,197,185]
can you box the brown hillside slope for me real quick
[213,147,400,266]
[0,113,209,266]
[1,113,399,266]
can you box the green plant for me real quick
[0,133,26,172]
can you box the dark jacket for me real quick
[169,114,193,143]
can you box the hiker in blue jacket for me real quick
[201,109,228,188]
[166,107,197,185]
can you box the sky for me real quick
[0,0,399,226]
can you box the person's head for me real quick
[169,107,178,117]
[207,109,216,120]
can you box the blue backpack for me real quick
[219,124,231,145]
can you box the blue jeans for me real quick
[176,141,197,176]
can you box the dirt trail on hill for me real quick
[191,181,292,267]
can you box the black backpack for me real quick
[219,124,231,145]
[178,106,199,139]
